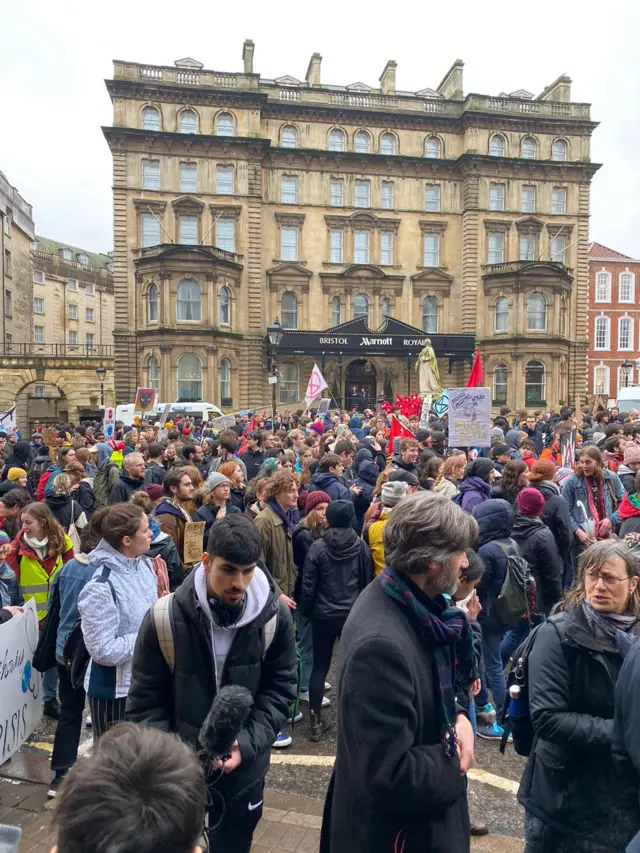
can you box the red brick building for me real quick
[588,241,640,403]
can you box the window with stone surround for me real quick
[355,180,371,208]
[494,297,509,332]
[424,137,441,158]
[141,213,160,247]
[281,291,298,329]
[177,353,202,401]
[281,126,298,148]
[281,176,298,205]
[487,232,504,264]
[594,315,610,350]
[493,364,508,403]
[147,283,159,322]
[355,131,371,153]
[552,187,567,215]
[216,166,234,195]
[354,294,369,322]
[148,357,159,391]
[521,137,537,159]
[330,229,344,263]
[423,233,440,267]
[280,227,298,261]
[330,179,344,207]
[180,163,197,193]
[329,129,346,152]
[380,231,393,265]
[179,110,197,134]
[422,296,438,333]
[521,185,535,213]
[216,113,234,136]
[176,280,201,321]
[380,133,396,155]
[142,107,160,131]
[331,296,341,326]
[381,181,394,209]
[215,218,235,252]
[489,183,505,211]
[425,185,440,212]
[354,230,370,264]
[143,159,160,190]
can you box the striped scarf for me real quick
[380,566,473,757]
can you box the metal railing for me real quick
[0,343,114,358]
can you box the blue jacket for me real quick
[0,561,22,610]
[458,476,493,514]
[472,499,520,632]
[560,470,625,534]
[308,470,353,503]
[50,553,96,660]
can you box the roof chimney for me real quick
[242,39,255,74]
[305,52,322,87]
[379,60,397,95]
[437,59,464,100]
[537,74,571,103]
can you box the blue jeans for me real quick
[43,666,59,702]
[475,629,506,716]
[296,612,313,694]
[500,619,531,665]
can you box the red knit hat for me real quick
[516,487,545,517]
[309,422,325,436]
[305,490,331,514]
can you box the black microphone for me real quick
[198,685,253,763]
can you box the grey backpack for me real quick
[493,540,535,626]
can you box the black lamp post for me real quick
[622,359,633,388]
[267,319,283,421]
[95,363,107,408]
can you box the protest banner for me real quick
[304,364,328,408]
[211,414,236,432]
[183,521,206,564]
[102,406,115,441]
[0,599,42,765]
[448,387,492,448]
[560,428,577,470]
[134,388,157,414]
[0,405,17,435]
[432,389,449,418]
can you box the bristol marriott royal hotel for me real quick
[103,42,598,412]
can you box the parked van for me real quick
[156,402,224,423]
[616,386,640,414]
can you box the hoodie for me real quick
[1,441,33,481]
[458,476,493,514]
[77,539,158,699]
[617,464,636,494]
[390,454,420,478]
[44,493,87,533]
[308,470,353,503]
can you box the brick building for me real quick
[587,241,640,404]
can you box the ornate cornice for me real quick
[274,212,306,227]
[133,198,167,214]
[418,219,448,234]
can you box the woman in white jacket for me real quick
[77,503,158,739]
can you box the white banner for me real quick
[448,387,492,448]
[102,406,115,440]
[304,364,328,408]
[211,414,236,432]
[0,599,42,765]
[0,404,17,435]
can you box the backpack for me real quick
[493,540,536,627]
[500,614,565,756]
[63,566,117,690]
[29,457,51,495]
[36,469,53,502]
[93,460,118,508]
[151,593,277,673]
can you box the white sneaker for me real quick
[85,714,92,729]
[272,731,292,749]
[299,691,331,708]
[324,681,332,691]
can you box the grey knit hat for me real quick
[381,480,408,508]
[206,471,231,491]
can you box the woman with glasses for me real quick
[519,540,640,852]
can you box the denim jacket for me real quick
[560,470,625,534]
[49,553,95,661]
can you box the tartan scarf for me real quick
[380,565,473,758]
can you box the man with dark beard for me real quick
[321,492,478,853]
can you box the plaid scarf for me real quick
[380,566,473,758]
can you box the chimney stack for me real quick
[305,52,322,87]
[379,60,397,95]
[242,39,255,74]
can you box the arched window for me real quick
[354,131,371,153]
[381,297,391,320]
[595,271,611,302]
[422,296,438,333]
[521,137,536,159]
[493,364,508,404]
[142,107,160,131]
[279,363,299,404]
[490,135,505,157]
[179,110,197,134]
[424,136,441,158]
[380,133,396,155]
[281,291,298,329]
[331,296,341,326]
[176,279,201,321]
[177,353,202,401]
[147,356,159,391]
[552,139,567,161]
[526,292,547,330]
[216,113,234,136]
[281,126,298,148]
[328,128,345,152]
[525,360,546,405]
[594,365,609,396]
[147,283,159,322]
[494,296,509,332]
[219,358,231,405]
[219,286,230,325]
[353,294,369,321]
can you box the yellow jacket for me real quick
[362,508,392,577]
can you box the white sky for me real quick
[2,0,639,257]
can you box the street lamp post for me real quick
[95,363,107,408]
[267,319,283,422]
[622,359,633,388]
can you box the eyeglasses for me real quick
[585,571,632,588]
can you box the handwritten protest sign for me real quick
[448,387,491,448]
[183,521,206,564]
[0,599,42,765]
[211,414,236,432]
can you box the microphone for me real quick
[198,685,253,763]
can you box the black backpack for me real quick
[63,566,117,690]
[29,457,51,494]
[494,540,536,627]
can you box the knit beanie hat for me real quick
[145,484,164,501]
[492,443,510,457]
[0,529,10,546]
[305,490,331,514]
[309,422,325,436]
[7,468,26,482]
[381,480,408,507]
[326,500,356,529]
[624,444,640,465]
[466,458,495,482]
[554,466,574,487]
[516,487,545,517]
[206,471,231,491]
[491,426,505,440]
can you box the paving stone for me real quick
[278,823,308,851]
[258,820,290,847]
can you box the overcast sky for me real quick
[2,0,639,257]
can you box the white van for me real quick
[616,386,640,413]
[155,402,224,423]
[115,404,136,426]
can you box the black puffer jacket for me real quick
[519,605,639,843]
[390,454,419,478]
[531,480,572,566]
[473,499,520,632]
[44,493,85,533]
[299,528,373,621]
[511,514,563,615]
[108,471,145,504]
[353,461,378,533]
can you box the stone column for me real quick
[512,351,524,408]
[206,346,218,404]
[160,344,173,402]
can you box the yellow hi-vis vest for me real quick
[18,536,72,622]
[364,509,392,577]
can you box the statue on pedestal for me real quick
[415,339,443,397]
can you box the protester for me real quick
[351,459,378,532]
[196,471,241,548]
[0,487,32,539]
[131,491,184,590]
[528,459,573,586]
[458,458,496,513]
[439,451,466,499]
[491,459,529,504]
[240,430,266,481]
[154,468,195,559]
[307,453,354,502]
[218,459,246,512]
[244,475,269,522]
[108,452,146,504]
[29,443,52,495]
[143,441,167,485]
[0,528,21,621]
[208,429,248,480]
[362,480,408,577]
[64,460,96,518]
[519,540,640,853]
[254,469,299,612]
[0,466,28,495]
[512,487,564,615]
[390,437,420,477]
[1,439,32,481]
[617,443,640,493]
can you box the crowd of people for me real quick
[2,402,640,852]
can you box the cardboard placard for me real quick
[448,387,491,448]
[43,426,59,447]
[134,387,157,414]
[183,521,206,564]
[211,414,236,432]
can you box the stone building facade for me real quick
[1,170,35,348]
[104,46,599,411]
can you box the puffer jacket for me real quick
[307,470,353,503]
[390,454,420,478]
[617,464,636,494]
[458,476,493,514]
[472,499,520,632]
[511,514,563,615]
[44,493,87,534]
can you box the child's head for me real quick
[0,529,10,562]
[454,549,485,602]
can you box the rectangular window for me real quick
[619,317,633,350]
[4,250,10,277]
[141,213,160,247]
[33,385,44,398]
[381,181,394,210]
[354,230,370,264]
[425,185,441,212]
[85,283,94,296]
[281,176,298,204]
[142,159,160,190]
[423,233,440,267]
[179,162,197,192]
[215,218,235,252]
[330,179,344,207]
[280,227,298,261]
[33,270,44,284]
[68,278,78,291]
[521,185,536,213]
[33,325,44,344]
[380,231,393,265]
[620,273,634,302]
[520,234,535,261]
[4,290,12,316]
[595,272,611,302]
[86,307,95,322]
[595,316,610,350]
[216,165,234,195]
[550,235,566,264]
[489,183,505,211]
[33,297,44,314]
[68,303,78,320]
[68,330,78,346]
[2,213,9,236]
[552,187,567,214]
[179,216,198,245]
[488,232,505,264]
[355,180,370,208]
[594,366,608,396]
[86,333,94,349]
[330,229,344,263]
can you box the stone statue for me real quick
[416,339,443,396]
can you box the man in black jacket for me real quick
[144,442,167,486]
[127,515,297,853]
[108,453,146,504]
[239,431,265,481]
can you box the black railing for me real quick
[0,343,114,358]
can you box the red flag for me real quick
[387,416,415,453]
[466,350,484,388]
[238,416,256,455]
